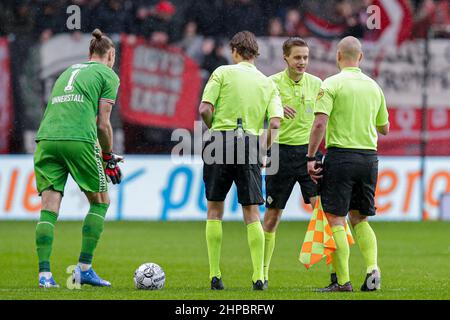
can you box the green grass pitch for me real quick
[0,221,448,300]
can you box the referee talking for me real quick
[199,31,283,291]
[307,36,389,292]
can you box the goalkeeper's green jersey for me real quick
[36,61,120,144]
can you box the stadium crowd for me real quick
[1,0,449,41]
[1,0,449,76]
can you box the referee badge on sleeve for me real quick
[316,89,324,101]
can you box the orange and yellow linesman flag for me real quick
[299,198,355,269]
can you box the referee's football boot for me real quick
[73,265,111,287]
[263,280,269,290]
[39,276,60,288]
[211,276,224,290]
[252,280,265,291]
[317,281,353,292]
[330,273,338,285]
[361,269,381,291]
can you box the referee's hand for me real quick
[307,160,323,184]
[283,106,297,119]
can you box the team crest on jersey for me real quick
[316,89,324,101]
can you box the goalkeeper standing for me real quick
[263,38,322,289]
[34,29,122,288]
[199,31,283,291]
[307,36,389,292]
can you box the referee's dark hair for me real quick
[229,31,260,60]
[283,37,309,56]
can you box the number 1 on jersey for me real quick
[64,69,81,93]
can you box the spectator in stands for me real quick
[268,17,285,37]
[96,0,133,34]
[335,0,365,38]
[223,0,265,37]
[1,0,35,36]
[35,0,67,42]
[185,1,224,37]
[432,0,450,38]
[412,0,436,38]
[284,8,310,37]
[178,21,204,64]
[201,39,229,76]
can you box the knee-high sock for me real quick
[79,203,109,265]
[36,210,58,272]
[247,221,265,283]
[331,225,350,285]
[354,221,378,273]
[206,220,222,279]
[264,231,276,281]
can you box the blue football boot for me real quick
[73,265,111,287]
[39,276,60,288]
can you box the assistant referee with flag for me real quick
[307,36,389,292]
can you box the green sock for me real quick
[354,221,378,273]
[79,203,109,264]
[331,225,350,285]
[206,220,222,279]
[264,231,276,281]
[247,221,264,283]
[36,210,58,272]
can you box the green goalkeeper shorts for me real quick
[34,140,108,195]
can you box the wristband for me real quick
[306,155,316,162]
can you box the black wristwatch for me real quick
[306,155,316,162]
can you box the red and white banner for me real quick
[380,108,450,155]
[303,12,347,39]
[370,0,413,46]
[120,37,202,129]
[0,38,12,154]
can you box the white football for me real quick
[134,263,165,290]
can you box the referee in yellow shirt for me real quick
[199,31,283,291]
[307,36,389,292]
[263,38,323,289]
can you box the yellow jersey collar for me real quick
[238,61,256,68]
[342,67,361,73]
[283,69,305,86]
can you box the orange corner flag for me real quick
[299,197,354,269]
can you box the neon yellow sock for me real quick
[206,220,222,279]
[263,231,276,281]
[354,221,378,273]
[331,225,350,285]
[247,221,264,283]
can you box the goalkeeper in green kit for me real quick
[34,29,122,288]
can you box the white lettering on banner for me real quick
[133,47,184,76]
[132,72,182,92]
[130,87,178,116]
[1,156,450,221]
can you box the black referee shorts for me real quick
[202,131,264,206]
[320,148,378,217]
[265,144,321,209]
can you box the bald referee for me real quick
[307,36,389,292]
[199,31,283,291]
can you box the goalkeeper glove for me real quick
[102,152,124,184]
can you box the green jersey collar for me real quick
[341,67,361,73]
[283,69,305,86]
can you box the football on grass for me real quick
[134,263,165,290]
